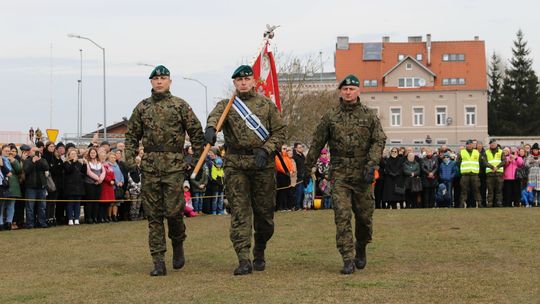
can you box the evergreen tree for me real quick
[488,52,504,135]
[500,30,540,135]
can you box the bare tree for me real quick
[277,53,338,145]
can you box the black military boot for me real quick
[150,261,167,276]
[172,243,185,270]
[233,260,252,276]
[341,260,355,275]
[354,243,367,270]
[253,248,266,271]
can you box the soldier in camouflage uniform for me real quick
[205,65,286,275]
[125,65,204,276]
[305,74,386,275]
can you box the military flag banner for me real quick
[252,42,281,112]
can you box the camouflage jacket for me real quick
[305,98,386,179]
[207,90,286,169]
[125,90,204,175]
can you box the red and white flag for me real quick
[252,42,281,112]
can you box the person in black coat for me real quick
[23,147,49,228]
[292,143,307,211]
[63,149,85,225]
[381,148,405,209]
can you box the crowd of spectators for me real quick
[374,140,540,209]
[3,136,536,232]
[0,140,144,231]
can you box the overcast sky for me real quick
[1,0,539,138]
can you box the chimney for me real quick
[426,34,432,66]
[336,36,349,50]
[408,36,422,43]
[474,36,479,41]
[382,36,390,43]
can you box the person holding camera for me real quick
[23,147,50,228]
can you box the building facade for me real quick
[335,34,488,145]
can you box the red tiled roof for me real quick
[335,40,487,92]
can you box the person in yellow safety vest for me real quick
[456,139,482,208]
[481,139,506,207]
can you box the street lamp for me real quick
[68,33,107,141]
[137,62,155,67]
[183,77,208,118]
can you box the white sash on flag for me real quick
[232,96,270,142]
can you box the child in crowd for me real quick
[303,176,313,210]
[190,162,209,214]
[319,174,333,209]
[183,181,198,217]
[209,157,225,215]
[521,183,535,208]
[435,183,452,208]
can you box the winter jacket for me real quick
[100,163,116,201]
[503,155,523,180]
[293,151,307,182]
[209,165,224,193]
[7,158,22,197]
[421,156,438,188]
[63,160,86,196]
[439,160,457,182]
[23,157,49,189]
[190,164,209,193]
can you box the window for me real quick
[390,108,401,126]
[436,139,447,145]
[413,140,424,144]
[363,79,378,87]
[398,77,424,88]
[436,107,447,126]
[442,53,465,61]
[465,106,476,126]
[398,54,405,61]
[406,63,412,70]
[416,53,423,61]
[413,107,424,126]
[390,140,402,144]
[442,78,466,86]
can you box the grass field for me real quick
[1,208,539,304]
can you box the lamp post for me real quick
[68,33,107,141]
[183,77,208,118]
[78,49,83,145]
[137,62,154,67]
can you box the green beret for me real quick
[231,65,254,79]
[338,74,360,89]
[149,65,170,79]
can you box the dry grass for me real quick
[1,208,539,304]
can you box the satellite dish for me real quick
[446,117,453,125]
[418,78,426,86]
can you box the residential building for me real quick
[334,34,488,145]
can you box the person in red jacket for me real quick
[99,151,116,222]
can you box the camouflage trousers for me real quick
[486,174,503,207]
[460,174,481,207]
[224,166,276,261]
[332,177,374,262]
[141,171,186,263]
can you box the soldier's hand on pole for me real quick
[204,127,217,146]
[253,148,269,169]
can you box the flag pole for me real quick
[190,27,277,179]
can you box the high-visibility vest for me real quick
[485,149,504,173]
[460,149,480,174]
